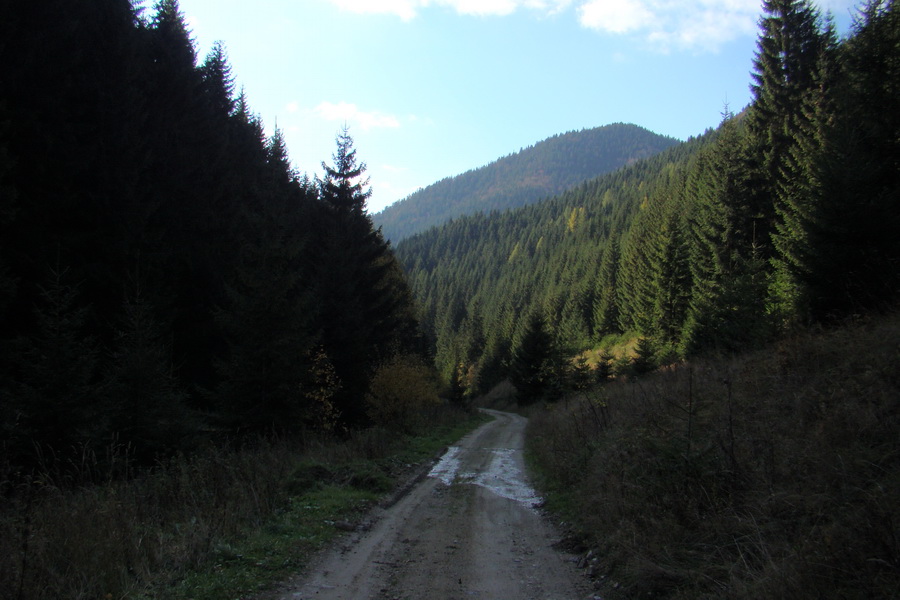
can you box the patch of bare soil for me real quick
[271,409,593,600]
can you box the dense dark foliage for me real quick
[528,313,900,598]
[0,0,422,473]
[396,0,900,398]
[373,124,679,242]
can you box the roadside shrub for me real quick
[366,354,441,433]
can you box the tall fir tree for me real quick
[199,41,235,118]
[651,193,692,345]
[592,233,621,339]
[510,311,558,404]
[800,0,900,316]
[683,115,770,354]
[769,15,839,324]
[6,266,102,468]
[316,128,421,425]
[103,283,191,461]
[747,0,832,326]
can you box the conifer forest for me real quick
[0,0,899,598]
[396,0,899,400]
[0,0,423,472]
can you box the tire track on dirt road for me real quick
[276,409,592,600]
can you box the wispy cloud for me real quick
[328,0,573,21]
[577,0,761,51]
[326,0,855,52]
[578,0,857,52]
[328,0,420,21]
[327,0,758,49]
[314,101,402,130]
[577,0,655,34]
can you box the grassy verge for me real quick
[527,313,900,599]
[0,405,486,600]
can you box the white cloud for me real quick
[439,0,519,17]
[326,0,855,52]
[314,101,402,130]
[578,0,654,34]
[577,0,761,51]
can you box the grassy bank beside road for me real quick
[527,313,900,599]
[1,406,485,600]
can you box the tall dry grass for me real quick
[528,313,900,598]
[0,402,472,600]
[0,437,308,600]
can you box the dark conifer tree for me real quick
[213,124,323,434]
[510,311,557,404]
[199,41,235,118]
[748,0,832,325]
[617,225,657,334]
[616,177,692,343]
[7,266,102,467]
[749,0,828,192]
[798,0,900,316]
[651,197,692,345]
[592,233,621,338]
[103,284,192,461]
[683,116,770,353]
[630,337,658,376]
[214,207,320,433]
[316,128,421,425]
[0,113,18,322]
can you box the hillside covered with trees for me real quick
[396,0,900,400]
[373,123,679,242]
[0,0,426,472]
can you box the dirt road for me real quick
[277,409,592,600]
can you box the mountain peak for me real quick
[373,123,679,242]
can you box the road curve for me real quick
[276,409,590,600]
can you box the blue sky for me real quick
[177,0,858,213]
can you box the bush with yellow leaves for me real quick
[366,354,441,432]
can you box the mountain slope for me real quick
[393,132,712,389]
[373,123,679,241]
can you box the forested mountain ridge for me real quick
[396,0,900,399]
[373,123,679,241]
[395,132,713,388]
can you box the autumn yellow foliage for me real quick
[366,354,441,432]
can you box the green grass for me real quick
[146,408,488,600]
[158,486,378,600]
[0,406,487,600]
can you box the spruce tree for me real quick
[510,311,557,404]
[749,0,828,187]
[214,215,320,433]
[214,126,321,434]
[316,128,420,425]
[747,0,831,326]
[651,197,692,345]
[592,233,621,339]
[199,41,235,118]
[768,16,838,325]
[801,0,900,316]
[8,266,102,467]
[682,116,769,354]
[104,284,192,461]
